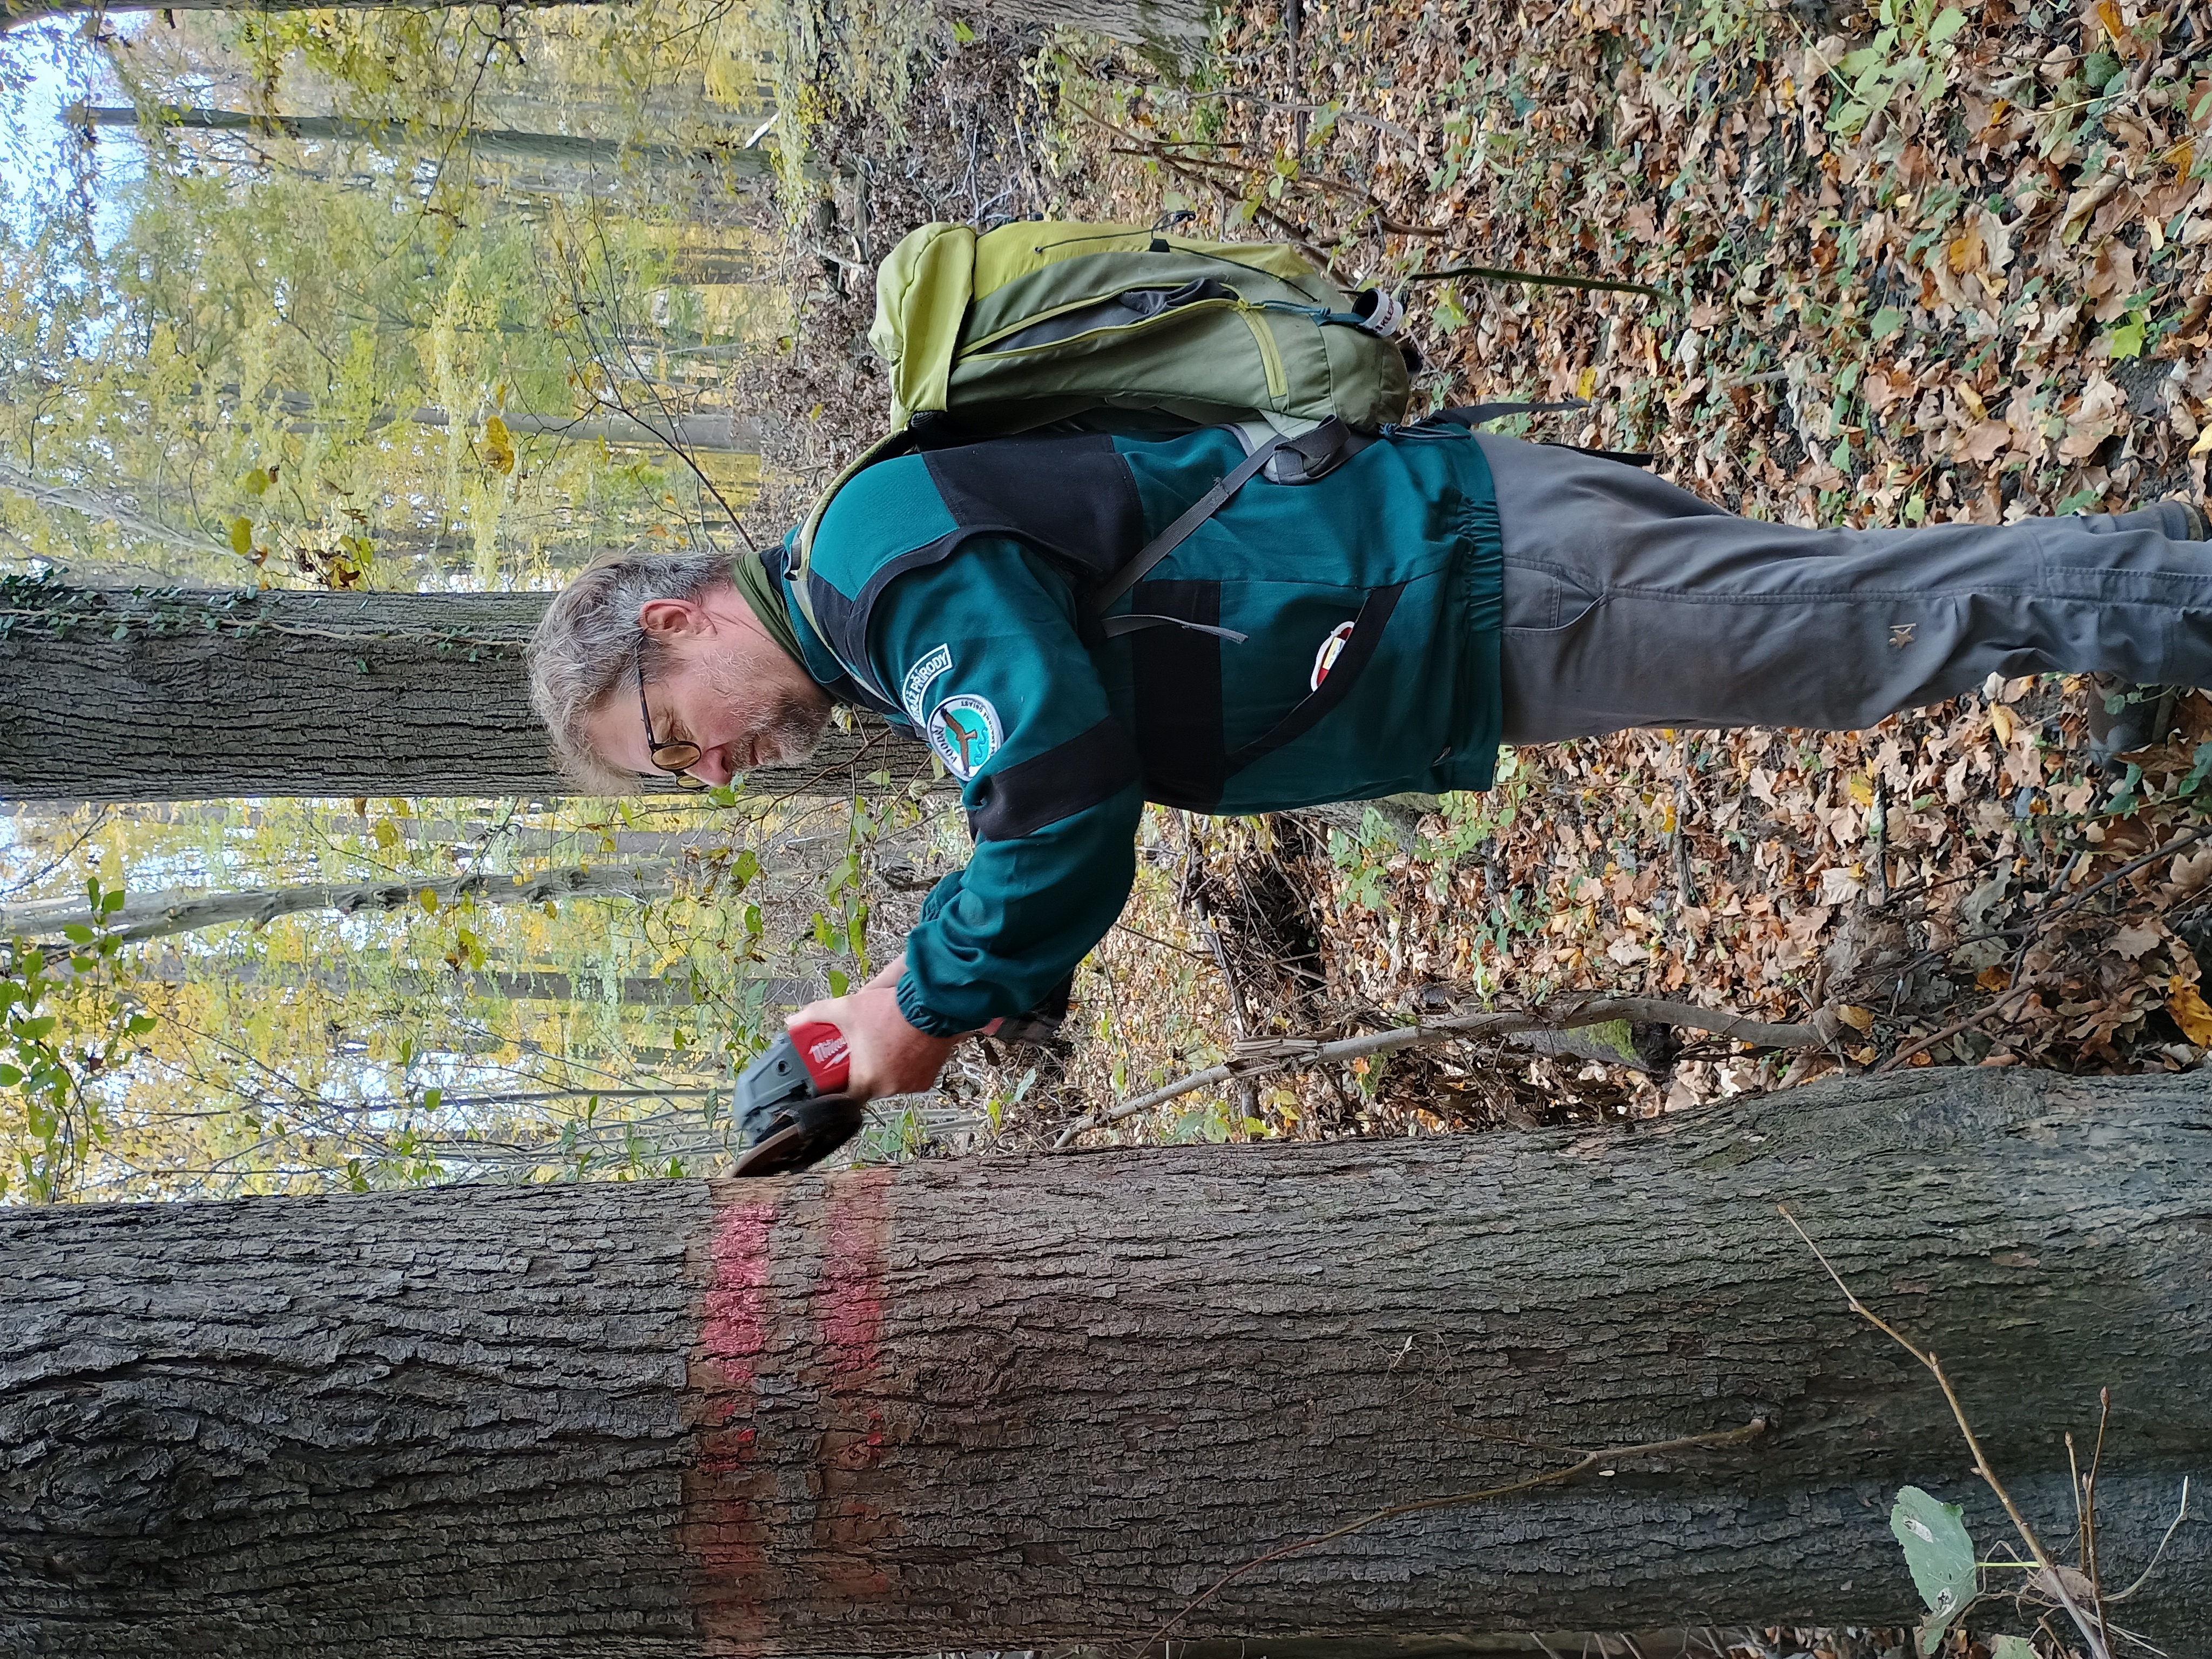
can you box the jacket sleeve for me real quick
[864,537,1144,1036]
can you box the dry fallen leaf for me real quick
[2112,922,2164,960]
[2167,976,2212,1044]
[1991,703,2016,746]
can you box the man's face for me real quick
[582,585,833,786]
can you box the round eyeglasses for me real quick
[635,639,709,790]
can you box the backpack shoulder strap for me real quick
[1089,434,1287,615]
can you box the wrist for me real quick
[894,973,967,1038]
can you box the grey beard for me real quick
[703,653,832,767]
[753,685,832,766]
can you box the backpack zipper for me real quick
[1236,303,1288,400]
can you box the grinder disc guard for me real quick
[730,1094,865,1177]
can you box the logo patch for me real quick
[901,643,953,724]
[1310,621,1357,691]
[926,694,1003,780]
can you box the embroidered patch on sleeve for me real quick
[926,694,1004,780]
[901,643,953,724]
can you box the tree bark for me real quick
[70,106,774,179]
[1,859,676,947]
[0,585,926,801]
[8,0,1212,55]
[3,1069,2207,1654]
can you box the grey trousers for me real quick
[1477,433,2212,744]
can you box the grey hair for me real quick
[526,547,735,792]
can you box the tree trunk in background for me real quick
[0,860,676,947]
[136,954,814,1006]
[4,1070,2208,1654]
[71,106,774,179]
[0,586,926,801]
[0,459,230,559]
[10,0,1213,56]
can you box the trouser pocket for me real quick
[1501,559,1602,633]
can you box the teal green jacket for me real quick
[778,423,1503,1036]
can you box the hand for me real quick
[789,977,956,1102]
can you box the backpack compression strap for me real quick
[1089,434,1290,616]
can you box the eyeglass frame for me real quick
[634,636,709,789]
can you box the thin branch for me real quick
[1871,980,2040,1074]
[1054,997,1833,1148]
[1779,1207,2112,1659]
[1404,262,1667,299]
[2108,1477,2191,1603]
[1132,1417,1768,1659]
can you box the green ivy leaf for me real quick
[1987,1638,2036,1659]
[1871,306,1909,341]
[2106,312,2146,361]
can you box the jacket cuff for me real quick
[895,973,966,1039]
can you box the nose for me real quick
[689,749,737,786]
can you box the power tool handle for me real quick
[790,1020,852,1093]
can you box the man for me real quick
[527,421,2212,1101]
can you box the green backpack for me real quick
[788,218,1419,630]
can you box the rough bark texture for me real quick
[3,1069,2208,1656]
[0,586,925,801]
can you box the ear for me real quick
[637,596,710,640]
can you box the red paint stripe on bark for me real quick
[812,1168,899,1600]
[819,1167,893,1385]
[701,1200,776,1394]
[687,1196,781,1655]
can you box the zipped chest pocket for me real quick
[1125,578,1405,812]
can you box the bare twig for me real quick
[1131,1417,1768,1658]
[1053,996,1833,1148]
[1779,1207,2113,1659]
[1871,980,2041,1074]
[1404,262,1666,299]
[2108,1476,2191,1603]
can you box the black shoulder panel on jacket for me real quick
[968,717,1141,842]
[924,431,1145,584]
[1129,578,1226,812]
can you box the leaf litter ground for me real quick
[880,0,2212,1172]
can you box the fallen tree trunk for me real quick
[3,1069,2207,1654]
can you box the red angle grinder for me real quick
[727,975,1072,1177]
[730,1020,864,1177]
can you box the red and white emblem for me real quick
[1309,621,1357,691]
